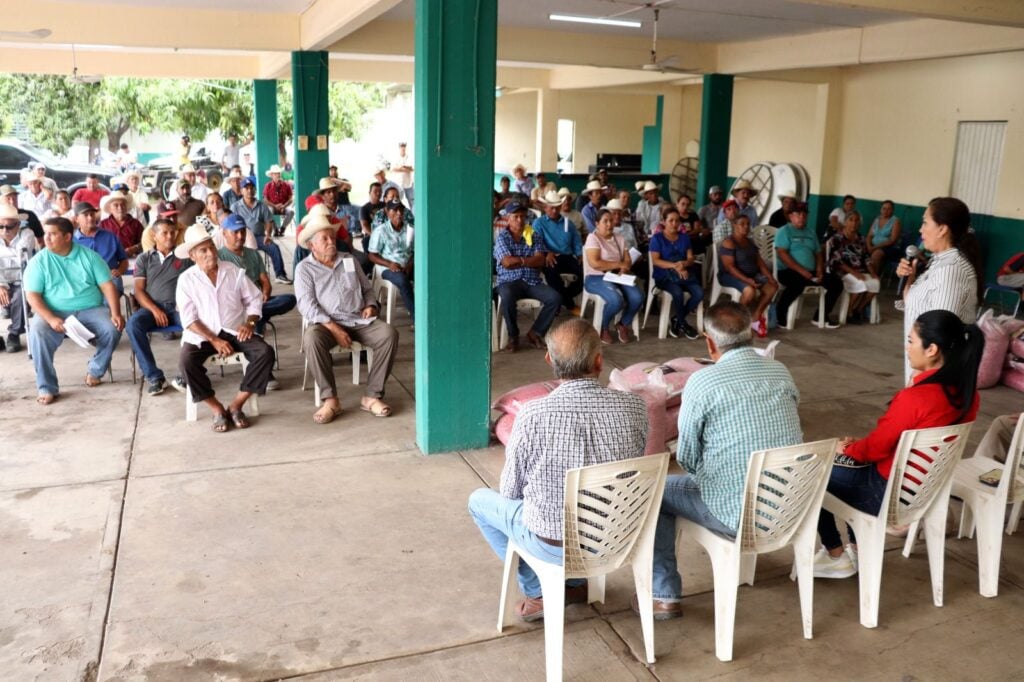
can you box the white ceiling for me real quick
[385,0,907,42]
[50,0,316,13]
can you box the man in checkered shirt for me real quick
[469,318,648,622]
[643,301,802,620]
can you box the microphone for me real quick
[896,245,920,301]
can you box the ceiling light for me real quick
[548,13,642,28]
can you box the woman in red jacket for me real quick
[814,309,983,578]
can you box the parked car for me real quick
[142,147,224,200]
[0,138,115,192]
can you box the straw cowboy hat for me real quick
[512,163,527,173]
[174,223,214,259]
[731,179,753,194]
[0,203,27,221]
[300,203,336,225]
[265,164,284,177]
[584,180,606,194]
[313,177,342,195]
[556,187,575,200]
[100,191,135,214]
[537,190,563,207]
[777,189,797,199]
[636,180,662,195]
[227,167,244,179]
[297,214,338,249]
[179,164,197,175]
[606,198,625,211]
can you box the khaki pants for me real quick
[303,319,398,400]
[973,414,1021,463]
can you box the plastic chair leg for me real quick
[792,534,816,640]
[739,553,757,586]
[838,291,850,324]
[972,501,1003,597]
[709,545,741,662]
[854,519,884,629]
[537,570,567,682]
[1007,500,1023,535]
[630,548,657,664]
[901,520,920,557]
[497,546,518,633]
[588,574,606,604]
[658,295,671,339]
[922,503,949,607]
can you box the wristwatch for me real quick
[246,320,256,328]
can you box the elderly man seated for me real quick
[0,204,37,352]
[529,190,583,315]
[263,164,294,237]
[469,318,648,621]
[171,179,206,228]
[493,201,562,352]
[368,199,415,325]
[99,192,144,257]
[175,224,275,432]
[295,215,399,424]
[24,217,125,404]
[73,202,128,295]
[644,302,802,619]
[232,178,290,284]
[125,218,191,396]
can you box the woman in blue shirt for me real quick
[649,207,704,339]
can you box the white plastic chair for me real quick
[184,352,260,421]
[754,339,780,360]
[903,416,1024,597]
[708,241,743,306]
[825,242,880,325]
[300,319,373,406]
[497,453,669,681]
[750,225,777,270]
[580,289,640,341]
[822,422,973,628]
[679,439,836,662]
[642,256,703,339]
[493,295,542,352]
[371,265,398,325]
[772,250,825,330]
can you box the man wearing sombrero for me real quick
[263,164,294,237]
[99,190,144,257]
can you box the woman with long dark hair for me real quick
[813,309,983,578]
[897,197,977,383]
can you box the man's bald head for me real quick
[545,319,602,379]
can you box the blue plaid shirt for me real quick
[676,346,803,531]
[494,228,547,286]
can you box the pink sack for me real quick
[494,412,516,445]
[665,404,681,442]
[1010,329,1024,361]
[653,357,706,406]
[491,380,562,416]
[977,310,1010,389]
[608,362,661,392]
[627,387,668,456]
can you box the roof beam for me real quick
[0,47,259,80]
[300,0,404,51]
[795,0,1024,28]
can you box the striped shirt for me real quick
[676,346,803,531]
[904,247,976,332]
[499,378,649,539]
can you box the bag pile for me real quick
[977,309,1024,390]
[1003,325,1024,392]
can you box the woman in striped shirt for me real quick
[897,197,977,384]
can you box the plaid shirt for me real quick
[676,347,803,531]
[493,227,547,286]
[500,379,648,539]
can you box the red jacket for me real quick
[99,215,144,251]
[263,180,292,206]
[845,369,979,479]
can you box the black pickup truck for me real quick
[0,138,115,192]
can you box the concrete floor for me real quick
[2,273,1024,681]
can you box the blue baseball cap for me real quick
[500,201,527,216]
[111,183,129,193]
[241,178,256,188]
[221,214,247,232]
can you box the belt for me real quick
[538,535,563,547]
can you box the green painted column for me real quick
[641,95,664,174]
[414,0,497,453]
[696,74,734,202]
[253,79,278,201]
[290,51,330,222]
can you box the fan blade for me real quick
[605,0,673,20]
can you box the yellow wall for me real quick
[494,91,538,172]
[834,51,1024,219]
[679,84,703,159]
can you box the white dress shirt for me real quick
[175,260,263,347]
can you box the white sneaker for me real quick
[813,546,858,579]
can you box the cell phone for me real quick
[978,469,1002,487]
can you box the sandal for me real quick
[313,404,343,424]
[229,410,251,429]
[37,393,57,405]
[212,412,229,433]
[516,597,544,622]
[84,374,102,387]
[360,398,393,418]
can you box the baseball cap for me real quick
[721,198,738,209]
[221,214,247,232]
[385,199,404,211]
[73,201,97,216]
[500,201,527,216]
[111,183,129,193]
[709,185,723,195]
[241,178,256,188]
[157,201,179,217]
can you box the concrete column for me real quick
[253,79,278,201]
[535,87,559,172]
[414,0,497,453]
[290,51,330,222]
[641,95,664,174]
[696,73,734,202]
[659,88,683,174]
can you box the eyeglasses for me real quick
[0,224,19,230]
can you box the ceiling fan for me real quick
[70,44,102,85]
[0,28,51,40]
[639,7,692,74]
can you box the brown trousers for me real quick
[303,320,398,400]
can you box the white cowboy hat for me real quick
[179,163,197,175]
[124,169,142,180]
[556,187,575,199]
[731,179,753,194]
[512,163,526,173]
[537,190,563,207]
[174,223,214,259]
[300,204,334,224]
[313,177,342,195]
[584,180,605,193]
[0,204,27,221]
[636,180,661,195]
[265,164,284,176]
[777,189,797,199]
[100,191,135,214]
[606,198,625,211]
[298,214,338,249]
[227,168,244,179]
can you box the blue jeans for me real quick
[29,305,122,396]
[495,280,561,339]
[652,474,736,601]
[468,488,583,598]
[584,275,643,331]
[817,464,888,550]
[255,235,286,278]
[381,269,415,323]
[125,303,181,384]
[259,294,297,334]
[655,271,704,322]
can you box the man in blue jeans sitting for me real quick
[125,218,192,396]
[643,302,802,619]
[493,201,561,352]
[367,199,415,325]
[231,178,291,284]
[469,319,648,621]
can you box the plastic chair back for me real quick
[995,416,1024,503]
[886,423,973,527]
[562,453,668,579]
[751,225,777,266]
[738,439,836,554]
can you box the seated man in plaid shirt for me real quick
[469,319,648,621]
[644,301,803,620]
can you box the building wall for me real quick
[558,92,655,174]
[494,90,537,173]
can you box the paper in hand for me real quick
[63,315,96,349]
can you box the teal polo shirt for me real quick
[775,223,820,271]
[24,243,112,311]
